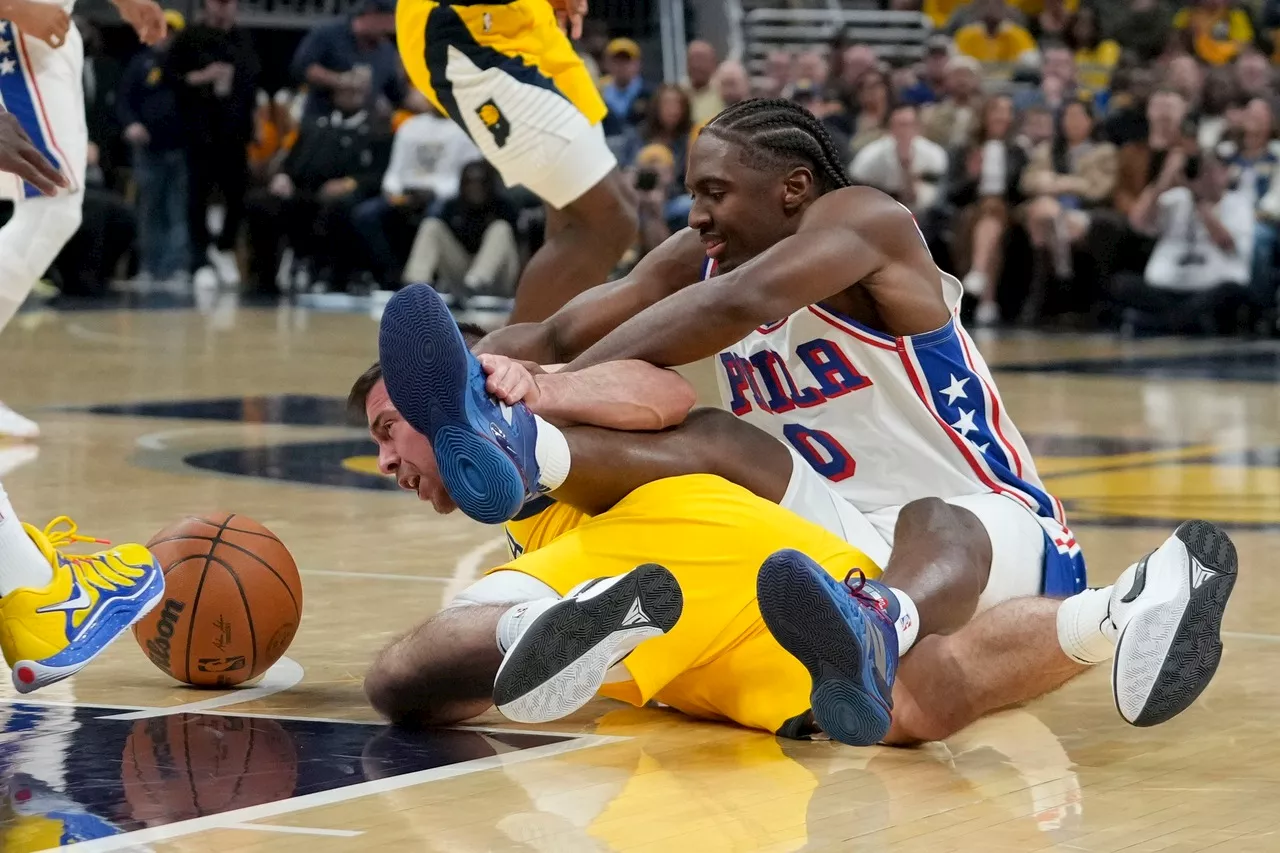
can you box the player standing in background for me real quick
[395,0,636,322]
[0,0,166,438]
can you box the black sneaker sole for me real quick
[493,564,683,724]
[1114,520,1238,727]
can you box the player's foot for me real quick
[1109,520,1237,727]
[378,283,542,523]
[757,550,899,747]
[0,402,38,440]
[2,772,125,849]
[206,246,241,287]
[0,517,165,693]
[493,564,683,724]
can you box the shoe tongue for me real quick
[857,579,900,623]
[19,523,58,565]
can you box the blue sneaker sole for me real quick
[13,557,166,694]
[378,284,527,524]
[757,550,892,747]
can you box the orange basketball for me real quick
[133,513,303,687]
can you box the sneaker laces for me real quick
[41,517,139,588]
[842,569,890,618]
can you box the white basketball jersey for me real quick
[713,262,1070,534]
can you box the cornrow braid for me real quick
[702,98,853,194]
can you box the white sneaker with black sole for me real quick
[1110,520,1238,727]
[493,563,683,724]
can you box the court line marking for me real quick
[98,657,305,720]
[223,824,364,837]
[446,536,507,603]
[1222,631,1280,643]
[305,569,451,584]
[56,734,625,853]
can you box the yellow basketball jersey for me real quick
[503,496,591,558]
[491,474,881,734]
[397,0,606,125]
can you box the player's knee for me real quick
[897,498,991,569]
[363,647,463,727]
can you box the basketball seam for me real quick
[200,537,301,620]
[184,515,235,683]
[215,556,259,680]
[211,514,259,680]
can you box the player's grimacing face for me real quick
[686,134,802,273]
[365,380,457,514]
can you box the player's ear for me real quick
[781,166,814,212]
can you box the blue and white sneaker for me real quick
[757,550,899,747]
[378,284,542,524]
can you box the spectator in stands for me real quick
[851,103,949,215]
[1016,44,1080,112]
[578,20,609,86]
[1234,49,1273,102]
[244,78,391,294]
[1028,0,1071,43]
[401,160,520,306]
[79,19,124,193]
[1018,104,1056,150]
[352,90,479,288]
[1119,152,1254,333]
[168,0,260,287]
[922,56,983,150]
[1174,0,1255,66]
[1066,7,1120,97]
[632,143,677,257]
[1166,55,1205,113]
[714,61,751,111]
[1020,100,1118,320]
[901,35,954,106]
[923,0,968,29]
[792,51,828,94]
[119,9,190,283]
[1225,97,1280,317]
[946,94,1028,325]
[601,39,654,137]
[1114,0,1175,63]
[761,50,792,99]
[1197,68,1242,150]
[684,40,723,125]
[835,45,878,108]
[793,81,853,168]
[954,0,1039,65]
[849,68,894,157]
[1103,65,1156,146]
[291,0,404,121]
[644,85,694,181]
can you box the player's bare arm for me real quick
[566,187,951,371]
[474,227,707,364]
[0,111,66,196]
[479,354,697,431]
[0,0,70,48]
[112,0,168,45]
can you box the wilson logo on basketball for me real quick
[146,599,186,673]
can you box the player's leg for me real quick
[0,480,165,692]
[508,170,636,323]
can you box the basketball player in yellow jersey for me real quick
[396,0,636,323]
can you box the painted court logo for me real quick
[476,99,510,147]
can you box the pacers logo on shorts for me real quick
[476,99,511,148]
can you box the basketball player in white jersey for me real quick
[375,99,1237,746]
[0,0,166,437]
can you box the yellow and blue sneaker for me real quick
[0,517,164,693]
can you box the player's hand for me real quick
[113,0,167,45]
[9,0,70,48]
[478,353,545,407]
[0,111,67,196]
[548,0,588,39]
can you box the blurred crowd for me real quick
[10,0,1280,336]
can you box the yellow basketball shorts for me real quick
[397,0,616,208]
[487,475,882,734]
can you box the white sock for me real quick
[888,587,921,654]
[495,598,559,654]
[0,485,53,596]
[1055,587,1115,665]
[532,415,570,492]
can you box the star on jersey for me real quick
[0,58,14,76]
[0,38,11,54]
[951,408,978,437]
[939,374,969,405]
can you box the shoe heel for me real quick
[435,425,526,523]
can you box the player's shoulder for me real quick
[805,186,916,234]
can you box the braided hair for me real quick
[701,99,852,195]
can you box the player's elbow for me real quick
[654,370,697,429]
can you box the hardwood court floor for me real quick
[1,301,1279,852]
